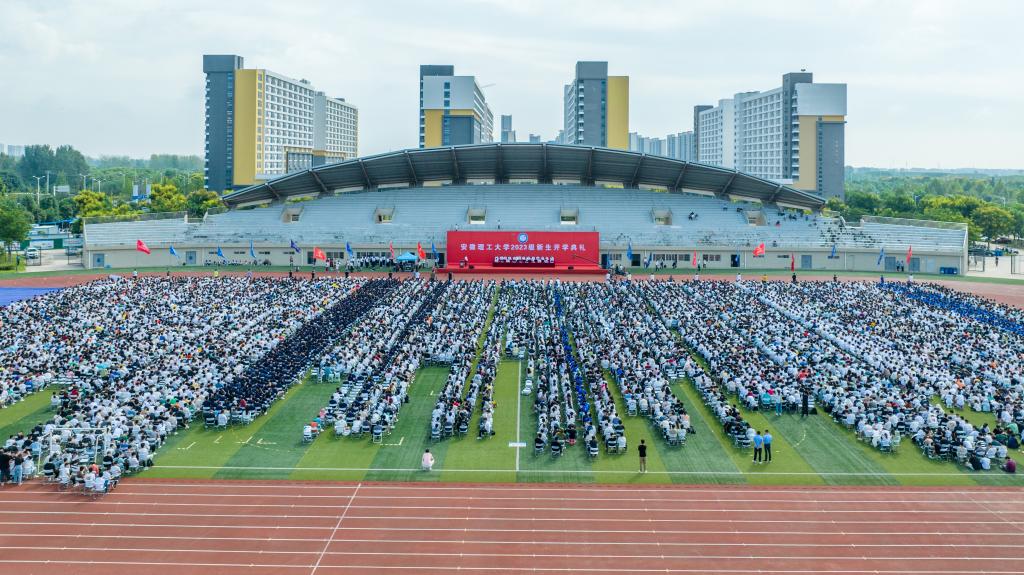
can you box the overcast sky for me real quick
[1,0,1021,168]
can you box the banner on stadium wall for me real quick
[446,230,600,267]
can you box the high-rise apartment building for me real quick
[666,131,695,162]
[419,65,494,148]
[563,61,629,149]
[203,54,358,192]
[694,72,846,199]
[500,115,516,143]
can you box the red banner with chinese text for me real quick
[446,230,600,268]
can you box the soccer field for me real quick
[4,360,1011,487]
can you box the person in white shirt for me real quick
[421,449,435,471]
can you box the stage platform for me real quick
[444,265,603,275]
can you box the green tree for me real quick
[185,189,224,217]
[970,204,1015,243]
[17,145,56,184]
[54,145,90,185]
[0,197,33,256]
[148,182,187,213]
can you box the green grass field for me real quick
[4,360,1021,486]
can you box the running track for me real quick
[1,480,1024,574]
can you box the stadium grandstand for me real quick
[82,143,968,273]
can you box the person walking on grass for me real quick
[637,439,648,473]
[752,430,764,464]
[763,430,773,463]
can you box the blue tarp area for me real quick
[395,252,419,262]
[0,287,61,306]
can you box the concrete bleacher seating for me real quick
[84,185,966,253]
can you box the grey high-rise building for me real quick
[528,134,541,143]
[500,115,516,143]
[694,72,847,199]
[563,61,629,149]
[691,105,712,162]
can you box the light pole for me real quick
[45,170,52,196]
[78,173,88,193]
[95,179,105,194]
[32,176,43,204]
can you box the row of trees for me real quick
[827,174,1024,245]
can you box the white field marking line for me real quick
[310,481,359,575]
[383,436,404,447]
[175,442,196,450]
[2,546,1023,562]
[515,359,522,472]
[236,435,253,445]
[0,563,1018,575]
[212,435,223,444]
[8,504,1021,516]
[147,464,1024,477]
[85,482,1024,496]
[10,494,1024,507]
[7,532,1022,543]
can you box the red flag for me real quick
[790,253,796,271]
[906,245,912,264]
[752,242,765,257]
[312,247,326,261]
[417,242,426,260]
[136,240,151,255]
[692,251,698,268]
[389,241,395,259]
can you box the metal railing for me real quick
[862,215,968,231]
[82,211,187,226]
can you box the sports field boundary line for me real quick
[147,464,1016,477]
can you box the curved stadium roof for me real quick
[223,143,826,210]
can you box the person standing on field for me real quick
[637,439,648,473]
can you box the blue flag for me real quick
[626,243,634,262]
[169,245,178,258]
[249,240,256,259]
[431,242,438,260]
[830,244,837,259]
[216,246,225,260]
[345,242,354,257]
[877,247,885,266]
[644,252,652,269]
[289,239,300,253]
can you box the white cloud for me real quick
[0,0,1020,168]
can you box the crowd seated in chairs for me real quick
[638,277,1024,470]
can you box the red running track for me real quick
[1,480,1024,574]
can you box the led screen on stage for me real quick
[446,230,600,268]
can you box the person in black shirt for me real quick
[637,439,648,473]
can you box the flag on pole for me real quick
[313,247,326,261]
[431,242,438,261]
[345,242,354,257]
[644,252,652,269]
[389,241,395,260]
[169,245,178,258]
[906,245,912,265]
[830,244,837,259]
[752,242,765,257]
[692,251,698,268]
[626,243,634,262]
[249,240,256,260]
[216,246,225,260]
[136,240,151,255]
[877,247,886,266]
[290,239,300,253]
[790,253,796,272]
[417,242,426,260]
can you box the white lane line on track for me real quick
[5,506,1024,517]
[4,532,1022,543]
[0,559,1020,573]
[310,482,359,575]
[1,546,1023,562]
